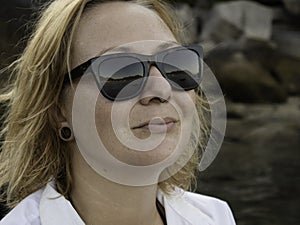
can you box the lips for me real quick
[132,117,178,133]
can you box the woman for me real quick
[0,0,235,224]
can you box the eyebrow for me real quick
[97,41,180,56]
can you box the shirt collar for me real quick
[39,183,84,225]
[156,188,214,225]
[40,183,214,225]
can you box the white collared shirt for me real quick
[0,183,236,225]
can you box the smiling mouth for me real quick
[132,117,178,133]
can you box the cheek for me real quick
[188,90,196,105]
[95,99,112,127]
[94,97,117,144]
[174,90,196,117]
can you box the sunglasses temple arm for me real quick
[64,59,93,83]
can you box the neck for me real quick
[70,148,164,225]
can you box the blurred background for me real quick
[0,0,299,224]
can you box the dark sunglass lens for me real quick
[101,77,145,101]
[162,49,202,90]
[97,57,144,100]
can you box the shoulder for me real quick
[158,188,236,225]
[0,189,43,225]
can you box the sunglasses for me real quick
[65,45,203,101]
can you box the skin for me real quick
[60,2,196,225]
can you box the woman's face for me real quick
[62,2,197,185]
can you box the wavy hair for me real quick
[0,0,209,208]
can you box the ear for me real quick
[49,101,68,124]
[53,84,75,141]
[49,101,74,142]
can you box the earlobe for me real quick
[58,122,74,142]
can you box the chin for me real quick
[122,134,184,167]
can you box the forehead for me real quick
[71,2,176,68]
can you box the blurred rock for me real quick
[273,56,300,95]
[245,121,300,147]
[253,0,283,6]
[201,1,273,43]
[241,97,300,145]
[272,26,300,59]
[195,0,211,9]
[225,97,300,144]
[204,40,241,65]
[214,53,287,103]
[241,39,277,68]
[283,0,300,16]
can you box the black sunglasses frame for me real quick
[65,45,203,101]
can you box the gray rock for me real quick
[214,53,288,103]
[225,97,300,144]
[201,1,273,42]
[273,56,300,95]
[254,0,282,6]
[241,97,300,145]
[283,0,300,16]
[240,39,277,68]
[272,26,300,59]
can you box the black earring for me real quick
[59,122,74,141]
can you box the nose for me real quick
[139,66,172,105]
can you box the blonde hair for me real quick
[0,0,209,208]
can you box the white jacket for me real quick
[0,183,236,225]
